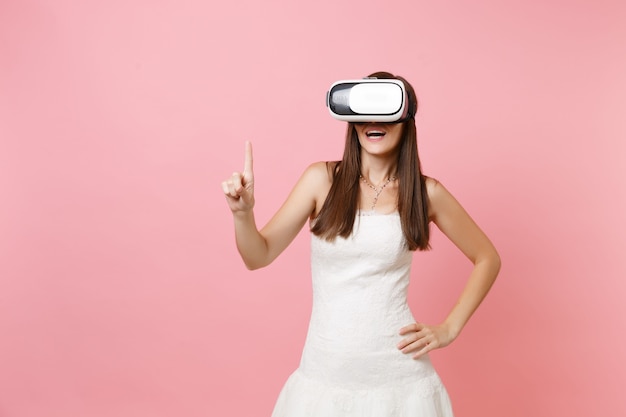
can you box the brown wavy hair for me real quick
[310,71,430,251]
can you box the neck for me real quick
[360,160,397,186]
[359,146,400,181]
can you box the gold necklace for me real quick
[359,174,396,210]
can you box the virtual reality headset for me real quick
[326,78,411,123]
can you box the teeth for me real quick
[367,131,385,137]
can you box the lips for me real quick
[365,129,386,138]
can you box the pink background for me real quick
[1,1,625,416]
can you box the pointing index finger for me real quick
[244,141,253,174]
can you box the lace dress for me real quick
[270,211,454,417]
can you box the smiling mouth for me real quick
[366,131,386,138]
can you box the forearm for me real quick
[232,210,270,270]
[443,253,501,338]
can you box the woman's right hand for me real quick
[221,141,255,213]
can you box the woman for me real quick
[221,71,501,416]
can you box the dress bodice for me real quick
[309,212,413,337]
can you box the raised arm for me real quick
[221,142,330,270]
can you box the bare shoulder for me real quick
[424,176,457,221]
[425,176,442,194]
[300,161,336,218]
[300,161,339,191]
[425,176,445,202]
[302,161,334,183]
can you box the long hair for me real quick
[310,71,430,251]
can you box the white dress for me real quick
[271,211,454,417]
